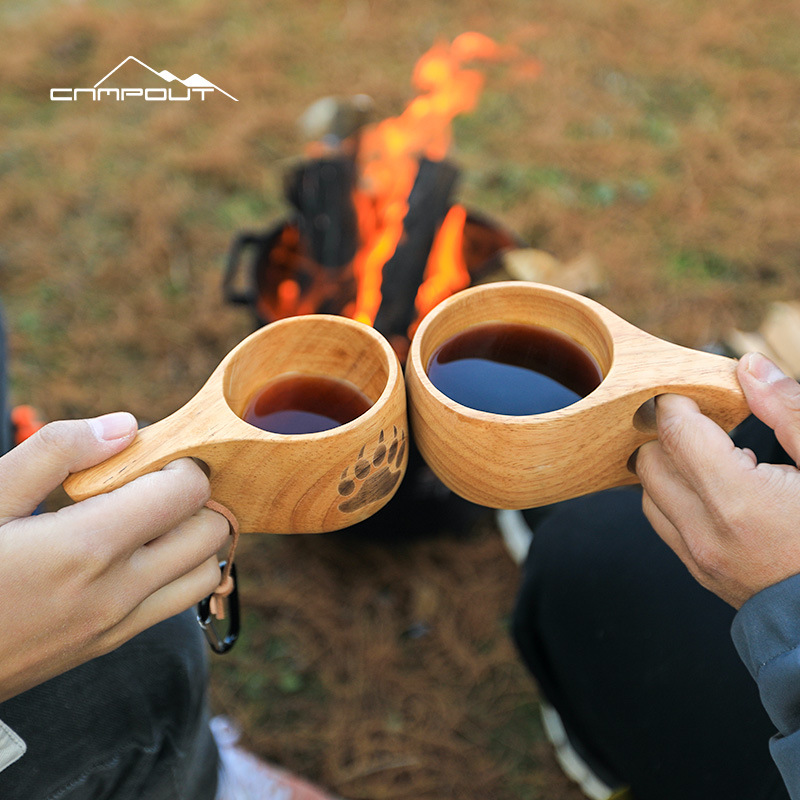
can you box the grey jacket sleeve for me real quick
[732,573,800,798]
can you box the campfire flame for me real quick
[251,33,538,357]
[413,203,468,334]
[351,33,535,331]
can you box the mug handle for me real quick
[62,412,199,501]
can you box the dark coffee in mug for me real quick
[426,322,603,415]
[243,374,372,434]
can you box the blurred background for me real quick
[2,0,799,798]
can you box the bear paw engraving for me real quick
[338,427,406,512]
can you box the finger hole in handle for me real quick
[632,396,658,434]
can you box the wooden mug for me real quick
[405,281,750,509]
[63,315,408,533]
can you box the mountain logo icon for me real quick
[51,55,238,102]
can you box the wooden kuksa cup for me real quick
[405,281,750,509]
[63,315,408,533]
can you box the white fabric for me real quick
[211,716,337,800]
[0,718,26,773]
[541,703,615,800]
[496,509,534,565]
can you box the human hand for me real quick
[635,352,800,609]
[0,413,230,702]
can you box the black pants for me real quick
[0,612,219,800]
[511,415,792,800]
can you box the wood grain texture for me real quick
[406,281,750,509]
[63,316,407,533]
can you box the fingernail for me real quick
[744,352,787,385]
[88,412,137,441]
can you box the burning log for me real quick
[284,155,360,269]
[372,158,460,341]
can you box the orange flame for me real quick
[412,203,470,333]
[351,33,536,330]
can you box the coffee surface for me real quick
[243,374,372,434]
[426,322,603,415]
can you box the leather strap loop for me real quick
[204,500,240,620]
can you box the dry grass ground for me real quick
[2,0,799,797]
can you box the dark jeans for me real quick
[511,415,792,800]
[0,612,219,800]
[0,300,219,799]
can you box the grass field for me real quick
[2,0,800,797]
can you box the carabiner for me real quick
[197,562,240,654]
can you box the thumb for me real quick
[737,352,800,464]
[0,412,137,521]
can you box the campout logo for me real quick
[50,55,238,102]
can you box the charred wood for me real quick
[284,156,359,269]
[372,158,460,340]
